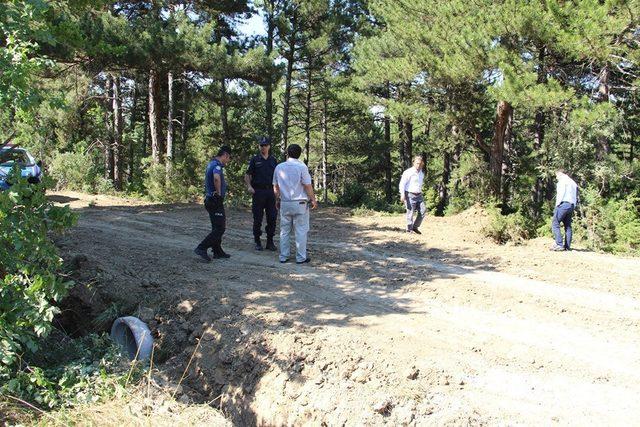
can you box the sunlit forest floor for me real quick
[51,191,640,425]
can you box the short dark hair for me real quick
[217,145,232,157]
[287,144,302,159]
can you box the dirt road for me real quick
[52,191,640,425]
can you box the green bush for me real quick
[0,333,140,409]
[483,205,535,244]
[337,182,367,206]
[142,159,200,203]
[48,150,101,193]
[0,172,76,367]
[579,187,640,254]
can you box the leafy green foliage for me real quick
[578,187,640,254]
[0,333,142,409]
[0,173,76,367]
[482,205,536,244]
[48,149,103,193]
[142,159,201,203]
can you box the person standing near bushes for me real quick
[551,168,578,251]
[399,155,426,234]
[194,145,232,261]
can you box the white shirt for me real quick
[399,167,424,195]
[273,158,312,201]
[555,174,578,206]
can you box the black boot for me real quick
[213,241,231,258]
[194,247,211,262]
[254,239,263,251]
[265,237,276,251]
[213,249,231,259]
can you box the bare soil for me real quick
[51,191,640,425]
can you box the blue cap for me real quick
[259,136,271,146]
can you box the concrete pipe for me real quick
[110,316,154,361]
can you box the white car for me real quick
[0,145,42,190]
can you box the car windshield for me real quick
[0,149,30,166]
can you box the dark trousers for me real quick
[405,192,426,230]
[252,188,277,241]
[197,196,226,253]
[552,202,574,249]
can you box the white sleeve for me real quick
[301,165,312,185]
[399,171,407,194]
[555,181,562,206]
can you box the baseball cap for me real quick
[259,136,271,146]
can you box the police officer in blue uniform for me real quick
[244,137,278,251]
[194,145,232,261]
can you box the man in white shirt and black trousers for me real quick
[399,155,426,234]
[273,144,318,264]
[551,168,579,251]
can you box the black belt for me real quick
[559,201,574,206]
[407,191,422,195]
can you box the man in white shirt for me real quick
[399,155,426,234]
[273,144,318,264]
[551,169,579,251]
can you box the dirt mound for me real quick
[450,203,491,228]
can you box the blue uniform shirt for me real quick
[246,154,277,188]
[204,158,226,198]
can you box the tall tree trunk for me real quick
[384,113,392,203]
[596,65,612,160]
[166,71,175,177]
[304,70,312,164]
[148,69,161,164]
[220,79,230,144]
[112,73,123,190]
[180,73,188,156]
[265,0,275,140]
[425,117,431,144]
[282,11,297,150]
[105,74,114,181]
[501,110,513,211]
[404,119,413,166]
[322,97,328,202]
[398,118,406,172]
[383,81,393,203]
[437,149,451,216]
[532,45,547,218]
[399,118,413,170]
[128,79,138,183]
[142,83,149,158]
[452,129,462,196]
[490,100,513,199]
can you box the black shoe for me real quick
[412,228,422,235]
[194,247,211,262]
[254,241,263,251]
[265,240,277,251]
[296,257,311,264]
[279,259,289,263]
[213,250,231,259]
[406,229,415,234]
